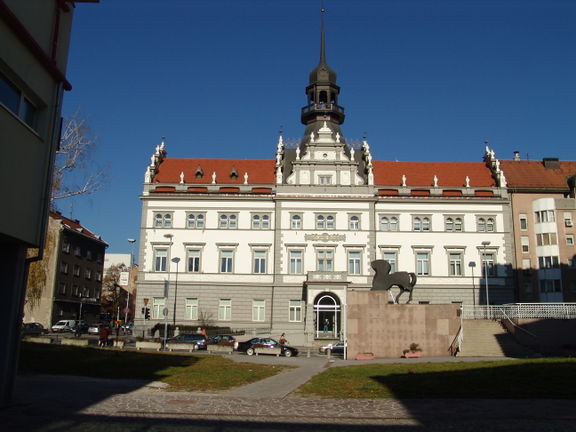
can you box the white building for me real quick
[135,29,514,345]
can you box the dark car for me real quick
[21,322,48,337]
[207,334,238,348]
[166,333,208,350]
[236,337,299,357]
[319,341,346,355]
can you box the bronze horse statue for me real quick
[371,260,417,304]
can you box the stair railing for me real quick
[448,306,464,356]
[499,307,538,339]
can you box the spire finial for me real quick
[320,1,327,65]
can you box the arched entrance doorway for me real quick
[313,293,341,339]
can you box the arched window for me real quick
[349,216,360,230]
[326,215,335,229]
[445,218,454,232]
[454,218,463,232]
[413,217,421,231]
[422,217,430,231]
[291,214,302,229]
[380,216,389,231]
[390,217,398,231]
[477,217,486,232]
[486,218,495,232]
[316,215,325,229]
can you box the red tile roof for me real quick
[372,161,496,187]
[500,160,576,189]
[154,158,276,184]
[50,211,107,244]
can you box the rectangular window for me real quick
[380,216,399,231]
[318,175,333,185]
[219,250,234,273]
[316,249,334,272]
[383,251,398,273]
[413,216,430,232]
[348,250,361,275]
[154,212,172,228]
[62,241,70,253]
[538,256,559,269]
[253,250,267,274]
[73,284,80,297]
[60,262,69,274]
[477,217,496,232]
[535,210,555,223]
[521,236,530,253]
[567,235,575,246]
[252,214,270,229]
[290,214,302,229]
[154,248,168,272]
[539,279,561,293]
[289,250,303,274]
[522,258,532,275]
[349,215,360,230]
[218,299,232,321]
[316,214,335,230]
[252,300,265,322]
[152,297,165,319]
[185,298,198,320]
[95,271,102,282]
[445,217,463,232]
[289,300,302,322]
[565,212,573,227]
[481,252,496,276]
[73,264,80,277]
[84,268,92,280]
[416,252,430,276]
[448,252,463,276]
[59,282,67,295]
[74,246,82,257]
[519,214,528,230]
[0,72,39,129]
[536,233,557,246]
[219,214,237,229]
[187,249,201,272]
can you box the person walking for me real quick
[98,325,110,347]
[279,333,288,345]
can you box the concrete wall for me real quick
[503,318,576,355]
[347,291,460,358]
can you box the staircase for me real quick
[458,319,536,358]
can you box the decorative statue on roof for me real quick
[402,174,407,187]
[433,175,438,187]
[465,176,470,187]
[370,260,417,304]
[179,171,185,184]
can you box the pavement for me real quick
[2,352,576,431]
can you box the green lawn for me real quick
[18,342,288,392]
[295,359,576,399]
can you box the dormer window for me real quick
[318,175,332,185]
[230,168,238,179]
[195,167,204,178]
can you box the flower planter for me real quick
[402,351,422,358]
[255,347,282,356]
[166,342,197,352]
[207,344,234,354]
[136,341,162,351]
[355,352,375,360]
[61,338,89,347]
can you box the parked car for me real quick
[319,341,346,355]
[51,319,77,333]
[166,333,208,350]
[236,337,299,357]
[121,322,134,335]
[21,322,48,337]
[88,323,106,335]
[207,334,238,349]
[75,320,89,334]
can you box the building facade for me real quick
[135,29,516,345]
[24,212,107,327]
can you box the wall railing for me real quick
[462,303,576,320]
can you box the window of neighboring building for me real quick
[0,72,39,130]
[74,246,82,257]
[59,282,67,295]
[84,268,92,280]
[154,248,168,272]
[290,214,302,229]
[219,249,234,273]
[348,250,362,275]
[536,233,557,246]
[252,214,270,229]
[523,280,533,293]
[186,249,201,273]
[316,249,334,272]
[218,299,232,321]
[567,235,575,246]
[564,212,573,227]
[413,216,431,232]
[289,300,302,322]
[60,262,69,274]
[73,284,80,297]
[185,298,198,320]
[252,300,265,322]
[539,279,561,294]
[86,250,92,260]
[288,250,303,274]
[349,215,360,231]
[538,256,559,269]
[73,264,80,277]
[95,271,102,282]
[522,258,532,275]
[154,212,172,228]
[380,216,399,231]
[316,214,335,230]
[535,210,555,223]
[416,252,430,276]
[383,251,398,273]
[152,297,165,319]
[445,217,463,232]
[219,214,237,229]
[521,236,530,253]
[187,213,205,229]
[570,281,576,293]
[448,252,463,276]
[62,240,71,253]
[519,214,528,230]
[253,250,267,274]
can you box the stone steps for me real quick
[458,319,536,358]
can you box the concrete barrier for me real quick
[136,341,162,351]
[255,347,281,357]
[61,338,89,347]
[24,336,52,344]
[165,342,196,352]
[207,344,234,354]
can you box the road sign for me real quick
[123,308,129,313]
[119,272,129,286]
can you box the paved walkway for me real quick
[2,354,576,431]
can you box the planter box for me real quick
[255,347,281,356]
[136,341,162,351]
[166,342,197,352]
[355,352,375,360]
[114,339,126,349]
[61,338,89,347]
[402,351,422,358]
[207,344,234,354]
[24,336,52,344]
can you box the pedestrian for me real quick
[201,328,207,336]
[279,333,288,345]
[98,325,110,347]
[323,318,330,332]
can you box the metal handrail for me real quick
[498,307,538,339]
[462,303,576,320]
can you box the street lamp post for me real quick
[162,234,173,349]
[126,239,136,326]
[171,257,180,327]
[481,241,491,318]
[468,261,476,308]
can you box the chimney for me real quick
[513,151,520,161]
[543,158,560,169]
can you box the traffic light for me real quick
[144,307,150,320]
[141,307,145,315]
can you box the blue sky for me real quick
[61,0,576,254]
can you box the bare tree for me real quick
[102,263,128,319]
[51,111,107,204]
